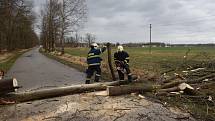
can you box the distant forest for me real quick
[0,0,38,52]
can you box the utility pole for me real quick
[149,24,152,54]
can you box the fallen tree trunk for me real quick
[4,80,126,102]
[188,73,215,84]
[0,78,19,95]
[161,79,186,89]
[159,86,180,93]
[107,85,158,96]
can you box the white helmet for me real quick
[91,43,99,49]
[91,43,98,47]
[117,45,124,51]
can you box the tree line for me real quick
[0,0,38,52]
[40,0,88,54]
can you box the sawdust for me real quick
[0,92,196,121]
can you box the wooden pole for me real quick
[107,43,116,81]
[149,24,152,54]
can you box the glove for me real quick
[106,42,111,47]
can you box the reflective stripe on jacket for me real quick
[87,48,103,66]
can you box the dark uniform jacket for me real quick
[114,51,130,63]
[87,47,106,66]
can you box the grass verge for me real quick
[39,48,112,81]
[40,49,85,72]
[0,50,27,72]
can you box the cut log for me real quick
[188,73,215,84]
[161,79,186,89]
[190,68,205,72]
[163,76,178,83]
[159,86,180,93]
[0,98,15,105]
[0,78,19,95]
[163,73,185,83]
[158,82,196,95]
[178,83,194,91]
[107,85,157,96]
[4,80,126,102]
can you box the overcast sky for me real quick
[33,0,215,44]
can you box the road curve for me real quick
[6,47,85,92]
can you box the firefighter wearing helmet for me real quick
[85,43,106,84]
[114,45,132,82]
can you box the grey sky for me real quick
[33,0,215,44]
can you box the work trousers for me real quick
[85,65,101,84]
[117,64,132,82]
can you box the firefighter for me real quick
[85,43,106,84]
[114,45,132,82]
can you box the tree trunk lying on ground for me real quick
[188,73,215,84]
[107,85,157,96]
[3,72,209,103]
[3,80,128,103]
[0,78,19,95]
[161,79,186,89]
[107,82,196,96]
[2,78,196,102]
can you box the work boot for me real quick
[85,80,90,84]
[128,74,132,82]
[94,76,100,82]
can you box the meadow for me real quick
[65,46,215,74]
[42,46,215,120]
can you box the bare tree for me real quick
[59,0,87,54]
[85,33,96,47]
[0,0,38,52]
[40,0,61,52]
[40,0,87,53]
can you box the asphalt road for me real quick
[6,47,85,92]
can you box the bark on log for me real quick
[188,73,215,84]
[107,43,116,81]
[4,80,126,102]
[161,79,186,89]
[159,87,180,93]
[0,78,18,95]
[107,85,157,96]
[163,74,185,83]
[163,76,178,83]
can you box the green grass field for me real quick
[65,46,215,74]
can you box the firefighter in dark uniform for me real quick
[114,45,132,82]
[85,43,106,84]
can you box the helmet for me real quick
[117,45,124,51]
[90,43,98,49]
[91,43,98,47]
